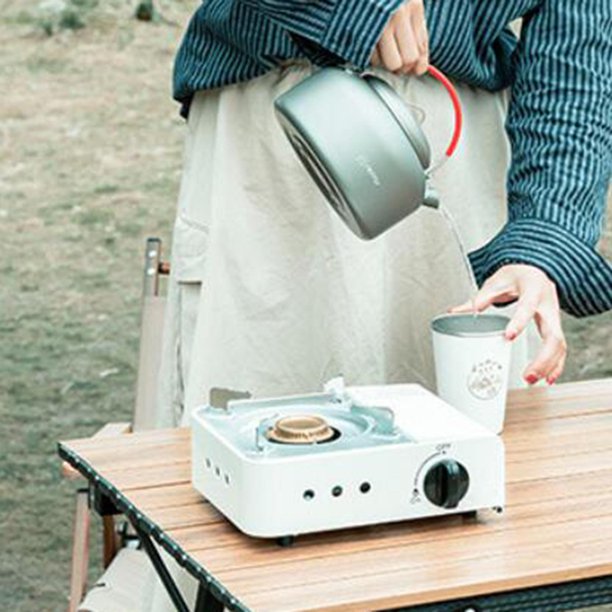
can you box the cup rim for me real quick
[430,313,510,338]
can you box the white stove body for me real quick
[191,384,504,538]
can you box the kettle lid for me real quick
[363,74,431,169]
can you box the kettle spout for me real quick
[422,185,440,209]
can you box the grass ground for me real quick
[0,2,611,609]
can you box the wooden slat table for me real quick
[58,380,612,612]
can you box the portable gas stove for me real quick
[191,379,504,542]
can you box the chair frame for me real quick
[62,237,170,612]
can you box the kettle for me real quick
[274,67,462,240]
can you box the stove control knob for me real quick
[423,460,469,509]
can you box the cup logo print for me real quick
[467,359,504,400]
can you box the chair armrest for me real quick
[62,422,132,480]
[92,421,133,437]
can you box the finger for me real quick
[523,342,564,385]
[450,283,518,314]
[410,0,426,29]
[378,29,403,72]
[371,47,381,66]
[395,18,419,73]
[414,51,429,76]
[535,297,564,342]
[411,5,429,74]
[416,19,428,53]
[504,288,541,341]
[545,351,567,385]
[523,330,566,385]
[523,304,566,384]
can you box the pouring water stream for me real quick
[436,204,479,317]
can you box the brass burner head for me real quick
[266,414,335,444]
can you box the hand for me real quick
[450,264,567,386]
[370,0,429,76]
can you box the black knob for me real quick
[423,459,469,509]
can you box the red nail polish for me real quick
[507,332,517,341]
[526,374,538,385]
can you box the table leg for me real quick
[131,520,191,612]
[90,486,121,569]
[195,583,225,612]
[88,486,231,612]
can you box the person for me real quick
[145,0,611,607]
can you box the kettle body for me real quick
[274,67,459,240]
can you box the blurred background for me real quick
[0,1,610,609]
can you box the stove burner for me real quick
[266,414,340,445]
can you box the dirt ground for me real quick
[0,2,611,609]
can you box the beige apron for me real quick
[146,62,531,609]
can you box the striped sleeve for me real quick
[240,0,403,68]
[468,0,612,317]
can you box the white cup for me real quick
[431,313,512,434]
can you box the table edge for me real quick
[58,441,252,612]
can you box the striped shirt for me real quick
[173,0,612,317]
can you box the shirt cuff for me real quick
[468,218,612,317]
[321,0,403,68]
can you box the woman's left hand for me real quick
[450,264,567,385]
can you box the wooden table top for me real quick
[60,379,612,612]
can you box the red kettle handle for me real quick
[427,66,463,158]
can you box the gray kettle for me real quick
[274,66,462,240]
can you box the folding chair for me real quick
[62,237,170,612]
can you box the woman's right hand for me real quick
[370,0,429,75]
